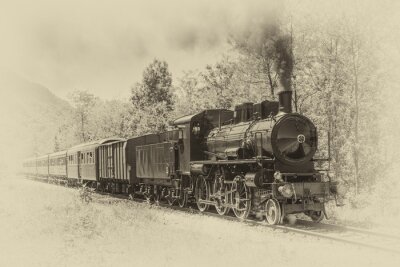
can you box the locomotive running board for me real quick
[191,158,274,165]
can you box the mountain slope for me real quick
[0,69,72,170]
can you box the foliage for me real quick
[69,90,97,142]
[131,59,173,111]
[130,59,174,134]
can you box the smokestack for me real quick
[278,90,292,113]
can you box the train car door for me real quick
[107,145,114,178]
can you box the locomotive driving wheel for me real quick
[265,198,282,225]
[178,189,187,208]
[213,179,230,216]
[231,176,251,220]
[195,175,210,212]
[177,176,188,208]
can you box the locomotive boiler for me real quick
[206,91,318,172]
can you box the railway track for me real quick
[30,177,400,255]
[277,220,400,254]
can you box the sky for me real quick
[0,0,283,99]
[1,0,398,100]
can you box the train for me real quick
[23,90,337,225]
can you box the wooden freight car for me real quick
[98,139,129,193]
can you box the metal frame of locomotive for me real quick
[23,90,337,225]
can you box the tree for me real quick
[87,99,133,139]
[130,59,174,134]
[201,58,236,109]
[70,90,97,142]
[174,70,203,116]
[53,135,60,152]
[131,59,173,111]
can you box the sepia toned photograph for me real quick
[0,0,399,266]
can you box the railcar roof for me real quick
[98,138,127,147]
[49,150,67,158]
[173,109,233,125]
[68,137,125,152]
[36,154,49,160]
[173,113,198,125]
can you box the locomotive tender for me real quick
[23,90,336,225]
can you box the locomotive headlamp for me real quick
[278,183,294,198]
[274,171,283,182]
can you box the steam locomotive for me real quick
[23,90,337,225]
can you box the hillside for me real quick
[0,69,72,170]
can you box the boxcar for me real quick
[98,139,129,193]
[48,150,67,179]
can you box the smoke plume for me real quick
[274,35,294,91]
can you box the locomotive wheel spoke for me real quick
[231,177,251,220]
[195,176,209,212]
[178,190,187,208]
[178,175,188,208]
[214,180,230,216]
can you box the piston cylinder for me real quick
[244,172,263,187]
[190,164,210,175]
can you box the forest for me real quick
[34,1,399,218]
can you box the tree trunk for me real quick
[351,38,360,195]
